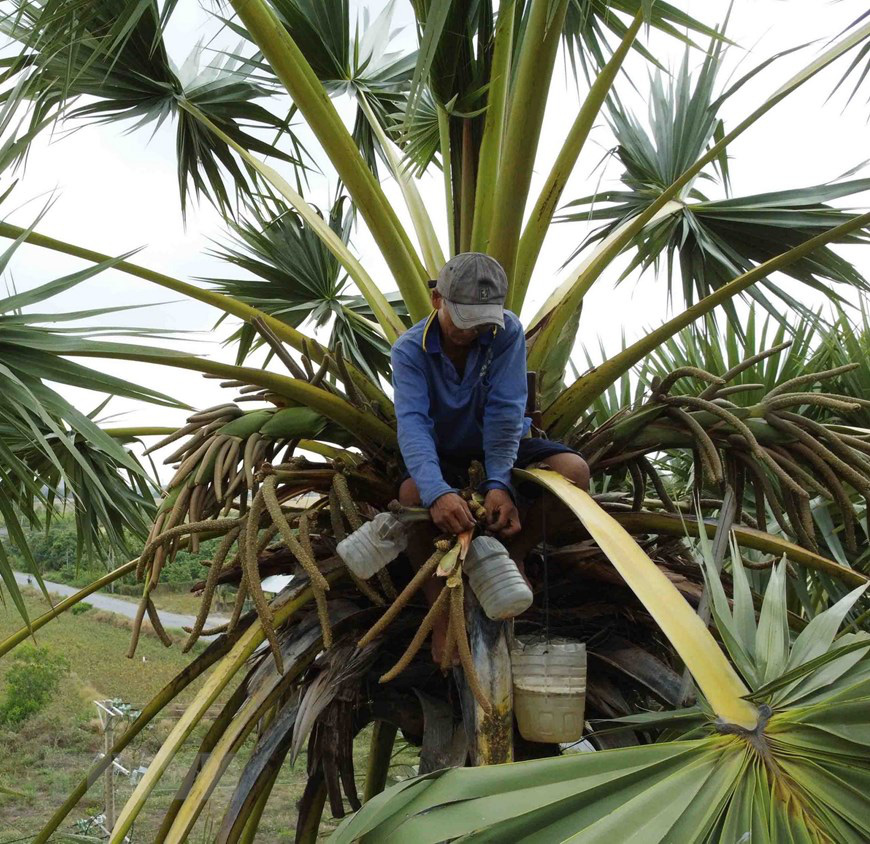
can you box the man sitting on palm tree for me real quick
[392,251,589,538]
[392,253,589,659]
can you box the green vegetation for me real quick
[0,592,417,841]
[0,1,868,841]
[0,644,69,725]
[7,513,220,589]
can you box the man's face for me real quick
[432,291,492,346]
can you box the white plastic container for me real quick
[511,638,587,743]
[336,512,408,579]
[464,536,533,620]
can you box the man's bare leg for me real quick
[507,452,590,572]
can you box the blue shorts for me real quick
[402,438,581,497]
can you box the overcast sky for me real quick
[2,0,869,459]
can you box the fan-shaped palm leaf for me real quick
[0,232,182,625]
[528,16,870,367]
[562,0,727,73]
[1,0,302,216]
[207,194,405,378]
[559,45,870,319]
[332,487,869,844]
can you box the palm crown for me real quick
[0,1,869,841]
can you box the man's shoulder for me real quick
[498,310,524,343]
[391,315,429,359]
[503,310,522,332]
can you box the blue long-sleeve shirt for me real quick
[391,310,530,507]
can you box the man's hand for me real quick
[484,488,521,538]
[430,492,476,535]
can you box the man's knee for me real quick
[541,452,590,490]
[398,477,422,506]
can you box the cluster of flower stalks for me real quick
[130,389,493,708]
[577,344,870,553]
[132,338,870,718]
[132,441,385,666]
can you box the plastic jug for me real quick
[464,536,533,620]
[511,637,587,743]
[336,512,409,579]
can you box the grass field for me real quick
[0,591,419,841]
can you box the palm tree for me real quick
[0,1,869,840]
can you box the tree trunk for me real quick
[455,590,513,765]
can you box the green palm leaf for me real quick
[814,304,870,428]
[1,0,303,216]
[206,194,406,379]
[0,230,184,625]
[562,0,728,73]
[830,9,870,105]
[243,0,416,177]
[1,4,870,842]
[559,41,870,318]
[333,544,870,844]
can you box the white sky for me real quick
[2,0,869,465]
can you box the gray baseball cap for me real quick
[435,252,508,329]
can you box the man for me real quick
[392,252,589,539]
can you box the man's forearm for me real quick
[408,459,455,507]
[482,424,522,497]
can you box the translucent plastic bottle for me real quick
[464,535,533,620]
[336,512,409,579]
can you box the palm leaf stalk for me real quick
[0,232,184,621]
[510,8,646,306]
[525,16,870,357]
[176,98,407,343]
[487,0,569,284]
[0,558,138,658]
[0,221,394,411]
[227,0,432,320]
[1,2,869,841]
[30,618,255,844]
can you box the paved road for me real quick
[12,570,228,633]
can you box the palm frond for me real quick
[572,310,870,580]
[238,0,415,178]
[205,194,405,379]
[829,8,870,105]
[333,541,870,844]
[562,0,727,74]
[559,35,870,319]
[1,0,302,217]
[814,303,870,428]
[0,231,184,623]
